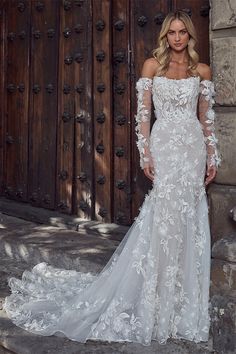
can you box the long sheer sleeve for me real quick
[135,77,153,169]
[198,80,221,169]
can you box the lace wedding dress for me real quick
[3,75,221,346]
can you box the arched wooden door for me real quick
[0,0,210,225]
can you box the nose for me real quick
[175,33,180,41]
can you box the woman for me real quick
[4,11,221,346]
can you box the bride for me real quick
[3,10,221,346]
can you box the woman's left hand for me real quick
[205,165,217,186]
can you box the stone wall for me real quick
[209,1,236,353]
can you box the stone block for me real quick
[212,234,236,262]
[214,112,236,185]
[212,38,236,105]
[210,295,236,354]
[210,258,236,297]
[211,0,236,30]
[208,184,236,243]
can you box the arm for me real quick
[135,59,158,181]
[135,77,153,169]
[198,64,221,184]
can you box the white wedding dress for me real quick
[3,75,221,346]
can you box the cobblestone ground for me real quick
[0,213,215,354]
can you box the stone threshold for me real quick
[0,197,129,241]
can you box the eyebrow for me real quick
[168,28,187,31]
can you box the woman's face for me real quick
[166,19,190,51]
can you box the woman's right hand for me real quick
[143,166,155,181]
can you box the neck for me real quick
[170,49,189,64]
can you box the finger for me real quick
[145,171,154,181]
[144,167,154,175]
[205,172,216,185]
[209,169,216,180]
[206,167,216,178]
[144,169,154,181]
[207,166,217,174]
[205,173,212,185]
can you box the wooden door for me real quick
[0,0,210,226]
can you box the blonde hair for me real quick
[153,11,199,77]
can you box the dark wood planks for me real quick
[4,0,31,202]
[73,0,93,220]
[0,0,6,195]
[29,0,59,209]
[112,0,132,225]
[57,0,76,214]
[93,0,112,222]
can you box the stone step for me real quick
[0,214,120,275]
[0,198,129,240]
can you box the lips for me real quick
[174,43,182,46]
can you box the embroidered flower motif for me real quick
[132,255,146,276]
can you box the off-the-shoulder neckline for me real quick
[139,76,212,83]
[154,76,199,81]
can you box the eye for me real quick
[180,30,187,34]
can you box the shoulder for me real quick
[141,58,160,78]
[196,62,212,80]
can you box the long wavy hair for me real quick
[153,11,199,77]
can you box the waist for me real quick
[154,109,198,122]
